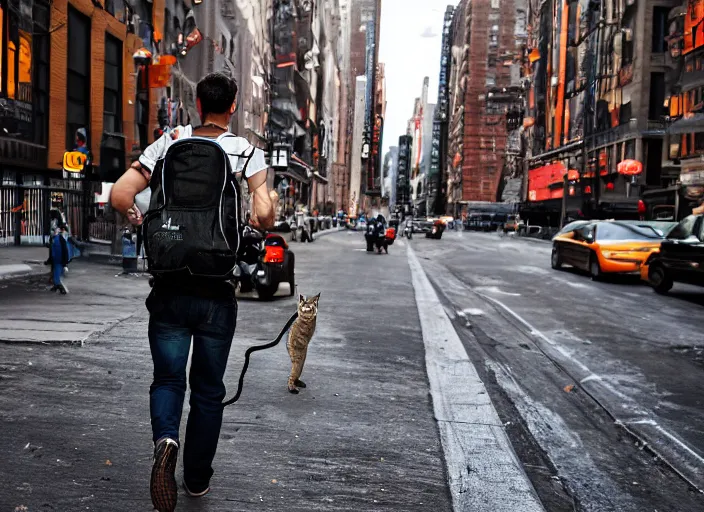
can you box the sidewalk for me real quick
[0,246,49,280]
[0,229,452,511]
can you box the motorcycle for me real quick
[365,222,394,254]
[403,221,414,240]
[425,219,445,240]
[237,227,295,300]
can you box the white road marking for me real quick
[407,246,545,512]
[474,286,521,297]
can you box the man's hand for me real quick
[126,204,144,226]
[693,203,704,216]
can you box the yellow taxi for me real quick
[551,221,671,280]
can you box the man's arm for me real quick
[246,170,278,230]
[111,161,150,224]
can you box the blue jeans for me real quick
[52,264,63,286]
[146,290,237,489]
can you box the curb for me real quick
[0,263,48,282]
[407,244,546,511]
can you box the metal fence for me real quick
[0,181,102,246]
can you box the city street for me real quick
[1,230,703,511]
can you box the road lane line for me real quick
[407,246,545,512]
[472,287,704,492]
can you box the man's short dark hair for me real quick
[196,72,238,119]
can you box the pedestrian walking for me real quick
[49,226,69,294]
[110,72,278,512]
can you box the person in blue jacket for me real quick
[50,226,70,294]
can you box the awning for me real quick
[275,168,310,184]
[668,114,704,135]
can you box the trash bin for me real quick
[121,229,138,273]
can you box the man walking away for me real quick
[49,226,69,294]
[110,73,277,512]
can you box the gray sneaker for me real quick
[150,437,179,512]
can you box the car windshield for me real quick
[668,215,700,240]
[595,223,663,242]
[557,221,589,236]
[619,220,679,237]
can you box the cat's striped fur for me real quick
[287,293,319,393]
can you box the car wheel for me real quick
[551,246,563,270]
[649,264,673,295]
[589,254,602,281]
[257,283,278,300]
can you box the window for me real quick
[103,34,122,133]
[652,7,669,53]
[649,73,666,119]
[18,30,31,101]
[3,9,32,102]
[66,8,91,150]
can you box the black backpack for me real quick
[142,135,249,279]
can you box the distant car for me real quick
[503,214,519,233]
[551,220,667,279]
[643,214,704,294]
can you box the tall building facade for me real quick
[521,0,681,224]
[347,0,382,210]
[658,1,704,216]
[445,0,526,215]
[1,0,161,245]
[408,77,435,215]
[428,6,454,216]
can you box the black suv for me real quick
[645,214,704,294]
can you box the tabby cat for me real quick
[287,293,319,394]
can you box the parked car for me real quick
[465,213,482,230]
[489,213,507,231]
[551,220,667,279]
[643,214,704,294]
[503,214,519,233]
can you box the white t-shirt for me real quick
[138,125,268,179]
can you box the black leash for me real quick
[222,311,299,407]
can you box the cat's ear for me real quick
[314,293,320,304]
[299,294,305,303]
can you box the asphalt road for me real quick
[412,230,704,511]
[2,229,703,511]
[0,233,451,511]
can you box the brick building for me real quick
[446,0,523,213]
[1,0,159,245]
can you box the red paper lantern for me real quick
[606,182,615,191]
[617,159,643,176]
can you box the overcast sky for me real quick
[379,0,451,155]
